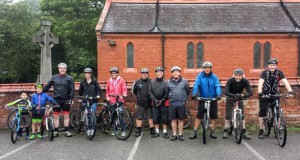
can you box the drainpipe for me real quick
[162,33,165,76]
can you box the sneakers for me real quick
[29,134,35,140]
[135,130,141,137]
[178,135,184,141]
[37,133,43,139]
[189,131,197,139]
[64,131,72,137]
[258,129,265,139]
[210,130,217,139]
[170,135,177,141]
[243,132,251,140]
[121,131,126,137]
[163,133,169,139]
[89,129,94,136]
[111,132,115,136]
[53,131,59,137]
[17,135,22,140]
[222,132,228,139]
[151,131,159,138]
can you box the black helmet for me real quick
[155,66,164,72]
[84,68,93,73]
[109,67,119,73]
[234,68,244,75]
[35,83,43,89]
[268,58,278,65]
[141,68,149,73]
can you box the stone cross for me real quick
[33,20,58,83]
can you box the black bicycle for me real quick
[262,93,291,147]
[96,95,133,141]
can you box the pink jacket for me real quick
[106,76,127,104]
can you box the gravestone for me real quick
[33,20,58,83]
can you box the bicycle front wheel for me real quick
[7,109,18,130]
[99,111,110,134]
[113,111,133,141]
[11,119,18,144]
[234,112,243,144]
[276,112,287,147]
[264,107,273,137]
[85,113,97,140]
[47,118,54,141]
[202,112,208,144]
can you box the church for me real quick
[96,0,300,82]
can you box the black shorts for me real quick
[197,101,218,119]
[169,103,187,120]
[32,113,43,119]
[225,99,244,120]
[259,97,277,117]
[135,105,153,120]
[153,106,169,125]
[53,98,71,113]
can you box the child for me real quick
[6,91,32,140]
[30,83,57,139]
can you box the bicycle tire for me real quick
[228,121,233,135]
[99,111,110,134]
[47,118,54,141]
[184,109,192,129]
[85,113,97,140]
[276,111,287,147]
[235,112,243,144]
[113,111,133,141]
[202,112,207,144]
[11,119,18,144]
[7,109,17,130]
[70,109,84,131]
[264,107,273,137]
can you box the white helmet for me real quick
[58,63,67,68]
[171,66,181,72]
[202,61,212,68]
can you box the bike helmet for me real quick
[84,68,93,73]
[35,83,43,89]
[268,58,278,65]
[141,68,149,73]
[234,68,244,75]
[171,66,181,72]
[58,63,67,68]
[155,66,164,72]
[202,61,213,68]
[109,67,119,73]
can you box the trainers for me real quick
[151,131,159,138]
[243,132,251,140]
[135,130,141,137]
[189,131,197,139]
[53,131,59,137]
[64,131,72,137]
[210,130,217,139]
[223,132,228,139]
[17,135,22,140]
[121,131,126,137]
[111,132,115,136]
[258,129,265,139]
[170,135,177,141]
[163,133,169,139]
[178,135,184,141]
[29,134,35,140]
[90,129,94,136]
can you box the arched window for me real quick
[196,42,204,68]
[263,42,271,68]
[253,42,261,69]
[187,42,194,69]
[127,42,134,68]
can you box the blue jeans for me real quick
[82,102,97,113]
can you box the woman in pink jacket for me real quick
[106,67,127,104]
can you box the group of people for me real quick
[5,57,294,142]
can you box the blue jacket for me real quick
[192,72,222,98]
[31,93,57,114]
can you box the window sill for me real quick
[184,68,203,73]
[123,68,137,73]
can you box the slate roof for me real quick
[285,3,300,28]
[101,3,300,33]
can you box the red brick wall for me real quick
[97,34,298,82]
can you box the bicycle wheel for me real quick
[227,121,233,135]
[70,109,83,130]
[7,109,18,130]
[11,119,18,144]
[85,113,97,140]
[202,112,207,144]
[99,111,110,134]
[234,112,243,144]
[47,118,54,141]
[113,111,133,141]
[183,109,192,129]
[276,112,287,147]
[264,107,273,137]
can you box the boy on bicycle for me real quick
[223,68,252,139]
[30,83,57,140]
[6,91,32,140]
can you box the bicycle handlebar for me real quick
[197,97,216,101]
[227,97,249,101]
[74,96,100,100]
[261,93,292,99]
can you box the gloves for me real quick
[216,96,221,101]
[288,91,294,97]
[155,100,161,106]
[192,95,197,100]
[235,94,243,100]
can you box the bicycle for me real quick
[72,96,98,140]
[226,97,246,144]
[7,108,31,131]
[262,93,291,147]
[96,95,133,141]
[40,105,56,141]
[197,97,216,144]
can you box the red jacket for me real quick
[106,76,127,104]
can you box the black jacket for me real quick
[225,77,252,98]
[148,77,168,102]
[132,78,151,108]
[79,78,102,102]
[43,74,75,99]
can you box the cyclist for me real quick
[166,66,190,141]
[30,83,57,140]
[6,91,32,140]
[133,68,154,137]
[190,61,222,140]
[223,68,252,140]
[43,62,75,137]
[106,67,127,136]
[148,67,169,139]
[257,58,293,139]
